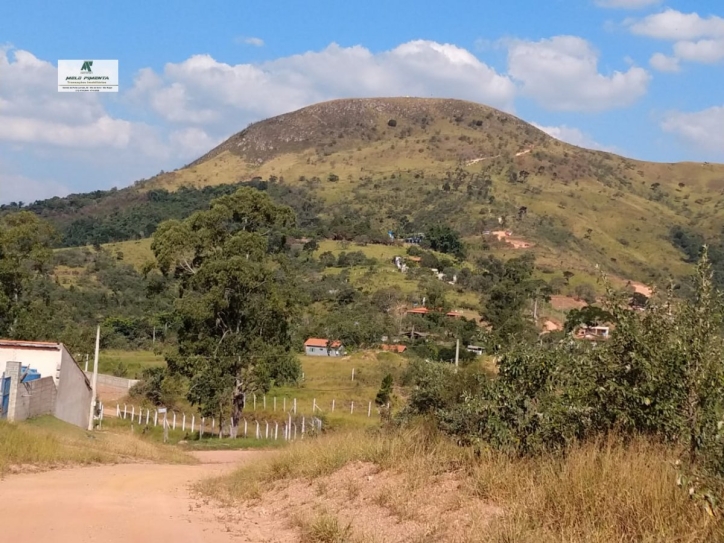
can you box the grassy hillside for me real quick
[12,97,724,287]
[139,97,724,286]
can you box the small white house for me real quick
[0,339,93,428]
[304,338,346,357]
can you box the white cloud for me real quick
[628,10,724,67]
[507,36,650,111]
[661,106,724,153]
[629,9,724,41]
[169,127,222,157]
[673,39,724,64]
[129,40,516,131]
[238,36,265,47]
[649,52,680,72]
[532,123,617,152]
[0,115,133,148]
[595,0,660,9]
[0,172,70,205]
[0,49,163,153]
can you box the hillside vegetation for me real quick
[6,98,724,289]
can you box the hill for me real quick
[7,97,724,287]
[142,97,724,287]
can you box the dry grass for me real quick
[199,424,722,542]
[0,416,194,476]
[296,510,355,543]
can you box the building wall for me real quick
[5,361,28,422]
[84,372,140,401]
[305,346,343,357]
[0,345,62,385]
[26,377,57,418]
[54,346,92,428]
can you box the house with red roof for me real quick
[304,338,346,357]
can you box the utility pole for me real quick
[87,326,100,431]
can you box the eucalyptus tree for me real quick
[153,188,301,435]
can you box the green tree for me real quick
[574,282,597,304]
[564,305,614,333]
[0,212,55,337]
[152,187,301,436]
[425,225,466,259]
[375,373,394,406]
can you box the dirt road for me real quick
[0,450,269,543]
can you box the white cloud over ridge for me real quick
[507,36,650,111]
[532,123,617,152]
[0,172,70,205]
[129,41,517,132]
[661,106,724,153]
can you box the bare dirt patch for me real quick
[218,461,503,543]
[630,281,652,297]
[542,319,562,332]
[491,230,534,249]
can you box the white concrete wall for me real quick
[54,346,92,428]
[0,345,62,385]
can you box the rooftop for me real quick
[304,338,343,348]
[0,339,62,351]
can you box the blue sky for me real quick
[1,0,723,203]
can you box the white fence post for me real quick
[138,408,142,424]
[274,396,277,411]
[191,415,195,433]
[123,404,127,419]
[116,404,120,417]
[173,412,176,430]
[265,421,269,439]
[351,368,355,381]
[244,418,248,438]
[350,401,354,414]
[255,420,260,439]
[368,401,372,417]
[275,421,279,440]
[212,417,215,432]
[263,395,266,410]
[332,399,335,412]
[293,398,297,414]
[182,413,186,432]
[253,394,257,411]
[302,416,306,437]
[154,410,158,426]
[313,398,317,413]
[294,423,297,440]
[146,409,150,425]
[131,405,135,420]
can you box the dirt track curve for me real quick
[0,450,270,543]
